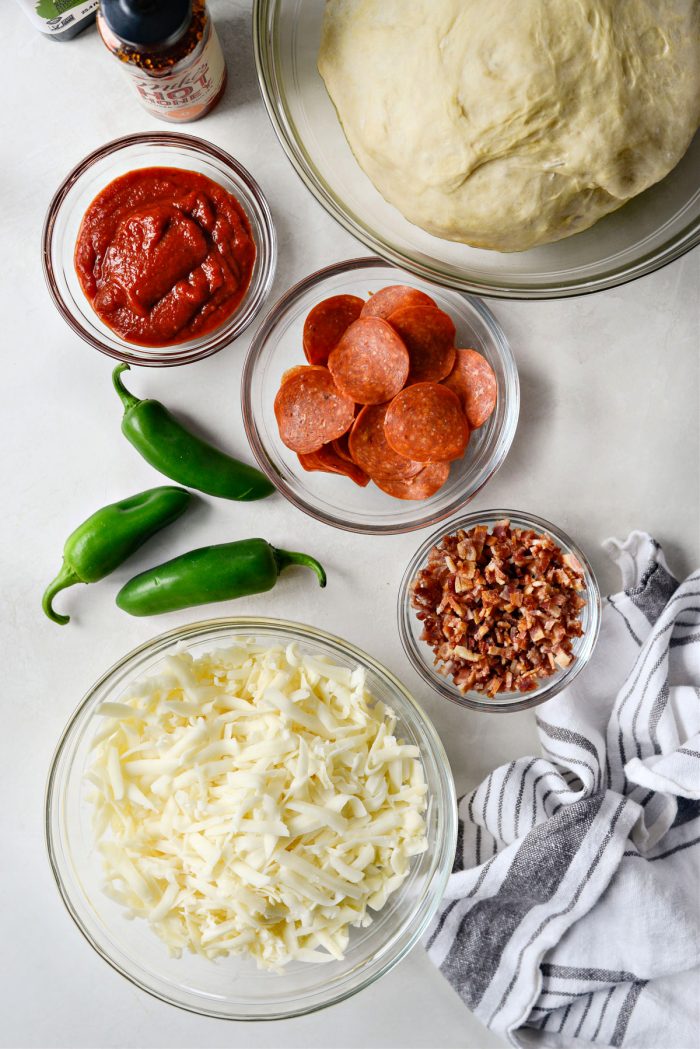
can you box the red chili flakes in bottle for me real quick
[97,0,227,122]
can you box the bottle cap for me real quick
[100,0,192,50]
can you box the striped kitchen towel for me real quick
[427,532,700,1048]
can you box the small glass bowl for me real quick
[242,257,519,534]
[45,617,456,1020]
[42,132,277,367]
[398,510,602,713]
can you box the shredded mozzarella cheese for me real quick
[87,640,428,969]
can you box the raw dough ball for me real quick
[318,0,700,252]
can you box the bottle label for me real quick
[124,25,226,121]
[15,0,98,35]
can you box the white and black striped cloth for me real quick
[427,532,700,1048]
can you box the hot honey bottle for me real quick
[97,0,227,122]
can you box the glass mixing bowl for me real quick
[398,511,602,713]
[42,132,277,366]
[253,0,700,299]
[242,257,519,534]
[46,618,457,1020]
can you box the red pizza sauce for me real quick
[74,167,256,347]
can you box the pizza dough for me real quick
[318,0,700,252]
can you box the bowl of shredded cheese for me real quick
[46,618,456,1019]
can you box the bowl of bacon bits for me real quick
[242,258,518,534]
[398,511,601,712]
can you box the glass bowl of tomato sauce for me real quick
[42,132,277,366]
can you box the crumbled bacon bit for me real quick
[410,520,587,697]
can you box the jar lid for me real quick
[100,0,192,50]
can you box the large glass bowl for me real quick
[242,257,519,534]
[253,0,700,300]
[42,132,277,366]
[398,511,602,713]
[45,618,457,1020]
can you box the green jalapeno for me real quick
[116,538,326,617]
[113,364,274,502]
[42,487,192,626]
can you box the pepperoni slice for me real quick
[361,285,437,320]
[280,363,324,387]
[442,348,498,429]
[328,317,409,405]
[303,294,365,366]
[374,461,450,501]
[349,403,424,481]
[298,444,369,487]
[388,305,456,384]
[275,367,356,454]
[332,433,354,464]
[384,383,469,463]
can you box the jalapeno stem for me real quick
[42,563,81,625]
[112,363,140,412]
[273,548,327,588]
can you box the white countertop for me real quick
[2,4,698,1047]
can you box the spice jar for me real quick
[97,0,227,122]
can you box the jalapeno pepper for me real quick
[116,538,327,617]
[113,364,274,502]
[42,486,192,626]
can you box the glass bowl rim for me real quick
[398,509,603,713]
[241,255,520,535]
[252,0,700,301]
[41,130,277,367]
[45,615,458,1020]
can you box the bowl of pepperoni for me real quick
[242,257,519,533]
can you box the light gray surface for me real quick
[1,3,698,1048]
